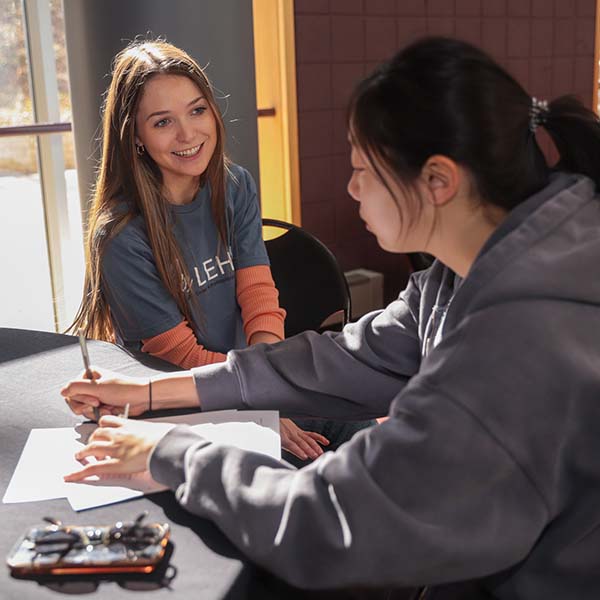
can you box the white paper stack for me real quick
[3,410,280,511]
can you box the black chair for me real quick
[263,218,351,338]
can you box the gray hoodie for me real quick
[150,173,600,598]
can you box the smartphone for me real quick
[6,517,170,576]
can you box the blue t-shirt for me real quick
[101,164,269,353]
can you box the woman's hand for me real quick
[61,368,149,420]
[248,333,327,460]
[279,418,329,461]
[63,416,174,482]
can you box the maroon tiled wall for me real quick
[294,0,598,303]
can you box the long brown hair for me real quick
[68,40,229,341]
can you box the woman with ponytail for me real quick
[63,37,600,596]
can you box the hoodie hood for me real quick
[420,173,600,343]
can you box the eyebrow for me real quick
[145,95,206,121]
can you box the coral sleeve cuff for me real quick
[142,320,227,369]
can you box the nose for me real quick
[176,119,194,143]
[347,173,360,202]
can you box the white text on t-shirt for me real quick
[193,250,235,288]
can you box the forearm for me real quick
[61,367,200,418]
[194,330,409,420]
[142,321,227,370]
[149,371,200,410]
[194,288,423,420]
[236,265,285,343]
[249,331,281,345]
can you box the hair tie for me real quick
[529,97,549,132]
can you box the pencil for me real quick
[77,328,100,422]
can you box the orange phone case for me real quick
[7,520,170,576]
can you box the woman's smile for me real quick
[172,143,204,159]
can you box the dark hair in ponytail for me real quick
[349,37,600,214]
[544,95,600,187]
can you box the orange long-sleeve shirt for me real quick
[141,265,285,369]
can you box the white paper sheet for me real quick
[3,410,280,511]
[3,427,88,504]
[66,470,168,511]
[152,409,239,426]
[190,422,280,459]
[153,409,280,441]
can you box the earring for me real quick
[136,144,145,156]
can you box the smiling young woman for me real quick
[67,40,375,461]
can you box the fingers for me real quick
[64,396,86,415]
[64,458,121,482]
[86,419,126,445]
[88,367,103,380]
[88,428,114,443]
[303,431,330,446]
[282,439,310,461]
[63,392,100,407]
[79,367,104,382]
[65,397,96,419]
[64,397,112,422]
[61,368,106,397]
[97,415,127,428]
[294,433,324,459]
[280,425,325,460]
[61,379,89,397]
[74,440,113,461]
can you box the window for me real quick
[0,0,84,332]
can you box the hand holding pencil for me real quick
[77,329,100,421]
[73,329,130,421]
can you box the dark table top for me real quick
[0,328,414,600]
